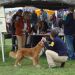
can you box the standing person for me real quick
[44,28,68,68]
[50,13,57,27]
[31,10,37,27]
[26,14,31,33]
[39,9,48,22]
[6,11,12,33]
[11,12,18,51]
[31,20,48,34]
[14,9,25,49]
[64,8,75,59]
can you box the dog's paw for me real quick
[14,64,17,67]
[36,65,41,68]
[18,63,21,66]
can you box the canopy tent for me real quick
[0,0,75,10]
[0,0,75,62]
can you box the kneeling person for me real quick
[45,28,68,68]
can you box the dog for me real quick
[9,37,46,67]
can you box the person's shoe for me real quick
[49,64,56,68]
[60,62,65,68]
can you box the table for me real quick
[29,33,64,47]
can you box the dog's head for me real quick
[38,37,46,47]
[38,41,44,47]
[41,37,46,42]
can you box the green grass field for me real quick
[0,39,75,75]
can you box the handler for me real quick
[44,27,68,68]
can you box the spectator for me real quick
[40,21,48,33]
[30,20,48,47]
[44,27,68,68]
[31,21,48,34]
[39,9,48,22]
[14,9,25,49]
[64,8,75,59]
[6,11,12,33]
[26,14,31,33]
[31,10,37,27]
[10,11,18,51]
[50,13,57,28]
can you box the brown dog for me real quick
[9,40,44,67]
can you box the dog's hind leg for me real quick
[17,57,24,66]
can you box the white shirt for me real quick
[6,14,12,23]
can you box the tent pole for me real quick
[0,32,5,62]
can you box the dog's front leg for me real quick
[35,57,41,68]
[32,57,36,66]
[32,57,40,68]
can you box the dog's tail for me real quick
[9,51,17,59]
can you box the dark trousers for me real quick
[11,35,17,51]
[73,37,75,52]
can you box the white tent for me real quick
[0,0,75,62]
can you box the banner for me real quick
[0,6,6,32]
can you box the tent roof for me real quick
[0,0,75,10]
[61,0,75,5]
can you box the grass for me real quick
[0,39,75,75]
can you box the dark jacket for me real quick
[44,36,68,56]
[64,12,75,35]
[11,14,18,35]
[31,12,37,23]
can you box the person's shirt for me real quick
[39,12,48,21]
[44,36,68,56]
[15,15,24,36]
[31,12,37,22]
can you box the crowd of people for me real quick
[6,9,52,50]
[5,7,75,68]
